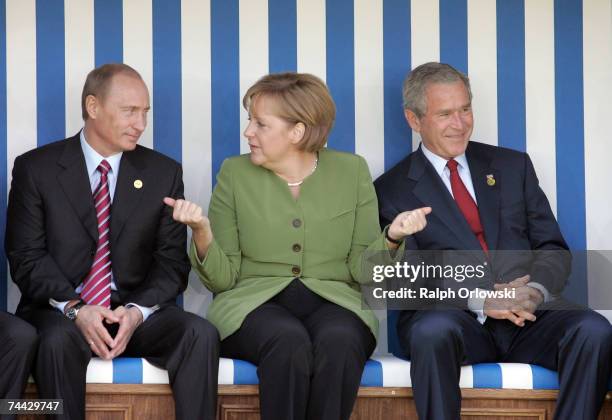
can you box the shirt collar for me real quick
[420,141,470,176]
[80,129,122,177]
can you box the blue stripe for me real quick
[113,358,143,384]
[94,0,123,66]
[387,309,402,356]
[153,0,182,163]
[554,0,587,305]
[361,359,383,386]
[36,0,65,146]
[439,0,467,75]
[0,0,7,311]
[496,0,526,152]
[326,0,355,153]
[268,0,297,73]
[472,363,502,388]
[530,365,559,390]
[383,0,412,168]
[211,0,240,186]
[153,0,183,308]
[233,359,259,385]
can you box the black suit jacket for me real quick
[374,141,570,299]
[5,134,191,312]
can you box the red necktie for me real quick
[446,159,489,253]
[81,160,112,308]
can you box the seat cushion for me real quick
[82,355,612,390]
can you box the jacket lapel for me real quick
[409,148,482,250]
[466,143,500,250]
[57,135,98,242]
[111,150,146,245]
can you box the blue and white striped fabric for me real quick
[1,0,611,357]
[82,356,612,391]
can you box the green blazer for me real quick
[190,148,387,341]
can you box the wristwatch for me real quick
[65,300,85,321]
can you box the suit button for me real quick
[292,244,301,252]
[292,218,302,228]
[90,248,96,256]
[292,266,301,276]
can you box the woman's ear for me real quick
[290,122,306,144]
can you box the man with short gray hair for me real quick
[375,62,611,419]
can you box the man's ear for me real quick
[85,95,99,120]
[290,122,305,144]
[404,109,421,133]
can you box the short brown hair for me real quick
[242,72,336,152]
[81,63,143,120]
[403,62,472,118]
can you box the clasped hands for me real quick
[484,275,544,327]
[73,304,143,360]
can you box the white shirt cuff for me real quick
[49,298,69,314]
[467,288,487,324]
[526,282,551,303]
[125,303,159,322]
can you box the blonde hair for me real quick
[242,72,336,152]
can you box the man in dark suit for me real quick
[5,63,219,420]
[375,62,611,419]
[0,311,38,420]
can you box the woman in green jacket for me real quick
[165,72,430,420]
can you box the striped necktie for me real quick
[81,160,112,308]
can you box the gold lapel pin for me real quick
[486,174,496,186]
[134,179,143,189]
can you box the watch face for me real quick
[66,307,78,321]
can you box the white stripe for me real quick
[525,0,557,216]
[459,365,474,388]
[83,277,111,303]
[6,0,37,179]
[583,0,612,309]
[91,249,111,268]
[181,0,215,315]
[123,0,154,150]
[97,293,110,307]
[5,0,37,312]
[372,354,411,387]
[83,268,111,296]
[218,357,235,385]
[97,239,110,252]
[142,358,170,384]
[238,0,269,156]
[354,0,385,179]
[98,215,110,229]
[500,363,533,389]
[86,358,113,383]
[467,0,498,146]
[93,182,108,198]
[65,0,94,136]
[95,190,110,207]
[410,0,439,151]
[296,0,326,81]
[96,202,111,218]
[98,228,109,242]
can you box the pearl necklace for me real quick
[287,157,319,187]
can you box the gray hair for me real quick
[402,62,472,118]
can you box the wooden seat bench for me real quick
[19,356,612,419]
